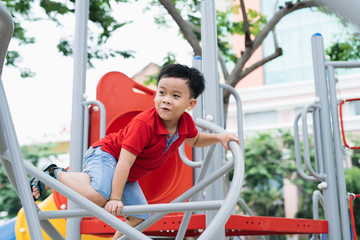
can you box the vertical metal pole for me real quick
[0,5,44,240]
[311,33,342,240]
[192,56,204,197]
[66,1,89,239]
[201,1,225,239]
[327,64,351,240]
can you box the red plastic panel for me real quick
[81,214,328,237]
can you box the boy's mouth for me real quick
[161,107,171,111]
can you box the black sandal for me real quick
[30,164,67,201]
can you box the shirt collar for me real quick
[154,108,189,136]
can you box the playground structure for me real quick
[0,1,359,240]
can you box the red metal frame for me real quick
[81,214,328,238]
[349,194,360,240]
[339,98,360,150]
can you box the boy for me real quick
[31,64,240,239]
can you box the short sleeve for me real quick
[185,114,198,139]
[121,120,151,156]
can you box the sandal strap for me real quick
[43,164,67,180]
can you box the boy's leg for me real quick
[112,216,144,240]
[57,171,107,206]
[32,171,107,207]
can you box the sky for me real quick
[2,2,193,145]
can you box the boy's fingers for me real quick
[116,205,123,215]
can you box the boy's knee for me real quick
[127,216,144,226]
[85,190,107,207]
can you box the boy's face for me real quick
[154,77,197,125]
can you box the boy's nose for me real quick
[162,97,170,104]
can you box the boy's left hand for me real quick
[105,199,124,216]
[218,133,240,151]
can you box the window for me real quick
[349,100,360,116]
[244,111,278,128]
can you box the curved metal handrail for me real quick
[219,83,244,152]
[294,104,326,182]
[178,83,244,168]
[178,143,202,168]
[294,112,320,182]
[82,100,106,156]
[120,118,244,240]
[194,118,244,239]
[301,104,326,180]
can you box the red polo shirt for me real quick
[92,107,198,182]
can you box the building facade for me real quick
[227,0,360,221]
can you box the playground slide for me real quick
[11,72,195,239]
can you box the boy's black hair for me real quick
[157,64,205,99]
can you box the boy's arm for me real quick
[105,148,136,216]
[185,132,240,151]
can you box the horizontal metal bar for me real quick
[326,61,360,68]
[38,200,223,220]
[24,161,150,239]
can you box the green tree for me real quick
[240,130,296,218]
[1,0,134,78]
[326,32,360,61]
[151,0,324,119]
[0,142,61,220]
[2,0,328,118]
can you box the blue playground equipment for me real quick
[0,1,359,240]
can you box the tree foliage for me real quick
[326,32,360,61]
[1,0,135,77]
[240,130,296,218]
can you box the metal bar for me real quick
[124,161,234,240]
[82,100,106,156]
[198,140,244,239]
[301,104,326,180]
[313,106,325,174]
[310,190,325,240]
[237,198,267,240]
[327,65,351,240]
[326,61,360,68]
[120,119,245,240]
[220,83,244,152]
[191,56,205,190]
[0,64,45,240]
[67,1,89,238]
[293,112,319,182]
[39,218,65,240]
[38,200,223,220]
[175,144,216,240]
[311,33,343,240]
[82,102,90,156]
[0,6,46,239]
[178,143,202,168]
[24,161,151,239]
[0,4,13,77]
[180,118,244,240]
[312,190,324,220]
[200,1,225,238]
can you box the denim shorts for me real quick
[83,146,151,220]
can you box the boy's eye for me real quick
[158,91,165,95]
[173,94,180,98]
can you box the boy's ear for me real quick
[187,98,197,111]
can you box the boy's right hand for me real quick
[105,199,124,216]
